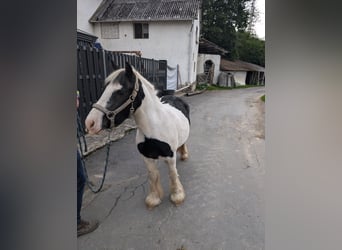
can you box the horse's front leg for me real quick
[143,157,164,209]
[166,155,185,206]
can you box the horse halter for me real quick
[92,76,140,128]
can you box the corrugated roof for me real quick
[90,0,201,22]
[220,59,265,72]
[198,38,229,56]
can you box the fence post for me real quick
[152,59,155,84]
[177,64,179,90]
[102,49,107,78]
[138,56,141,71]
[77,45,169,126]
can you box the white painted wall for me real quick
[93,18,200,86]
[226,71,247,86]
[77,1,200,86]
[77,0,102,35]
[197,54,221,84]
[188,16,200,84]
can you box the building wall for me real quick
[232,71,247,86]
[77,0,102,35]
[197,54,221,84]
[93,19,200,86]
[189,15,200,84]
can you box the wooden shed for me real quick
[220,59,265,86]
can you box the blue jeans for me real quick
[77,150,86,224]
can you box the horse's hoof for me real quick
[170,191,185,206]
[145,194,162,209]
[180,153,188,161]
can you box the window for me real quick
[134,23,149,39]
[101,23,119,39]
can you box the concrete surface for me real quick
[78,87,265,250]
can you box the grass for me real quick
[260,95,265,102]
[196,83,261,91]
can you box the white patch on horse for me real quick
[132,71,189,208]
[133,74,190,150]
[85,64,190,208]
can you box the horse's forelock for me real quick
[105,67,158,97]
[104,68,125,86]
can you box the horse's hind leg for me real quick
[166,156,185,206]
[177,144,189,161]
[143,157,164,209]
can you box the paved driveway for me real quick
[78,87,265,250]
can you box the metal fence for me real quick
[77,44,167,126]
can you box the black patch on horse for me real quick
[102,73,145,128]
[137,137,174,159]
[160,95,190,124]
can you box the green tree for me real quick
[235,31,265,66]
[201,0,252,59]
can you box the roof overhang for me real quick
[198,38,229,56]
[220,59,265,72]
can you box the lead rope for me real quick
[77,111,111,193]
[77,111,87,152]
[79,77,139,193]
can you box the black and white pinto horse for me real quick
[85,62,190,209]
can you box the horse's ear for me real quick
[125,62,134,80]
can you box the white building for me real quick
[197,38,229,85]
[77,0,201,89]
[220,59,265,86]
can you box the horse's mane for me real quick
[104,66,159,98]
[133,69,159,97]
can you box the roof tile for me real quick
[90,0,200,22]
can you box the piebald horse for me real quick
[85,62,190,209]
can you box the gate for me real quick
[77,44,167,126]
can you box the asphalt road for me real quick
[78,87,265,250]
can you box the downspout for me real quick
[188,21,194,85]
[188,10,201,85]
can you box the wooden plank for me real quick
[106,51,114,76]
[82,46,93,117]
[77,45,170,127]
[152,59,156,84]
[81,46,91,121]
[86,46,98,107]
[91,47,101,99]
[77,46,86,127]
[115,53,120,70]
[95,49,105,97]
